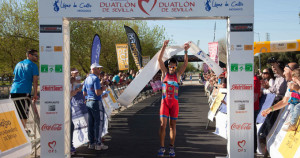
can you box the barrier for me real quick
[0,98,33,158]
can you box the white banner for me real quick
[39,0,254,19]
[214,111,228,139]
[189,42,223,76]
[0,99,31,158]
[267,106,300,158]
[117,46,184,106]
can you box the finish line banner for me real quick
[0,99,31,158]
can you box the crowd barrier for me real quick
[203,81,300,158]
[0,81,161,157]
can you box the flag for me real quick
[91,34,101,64]
[124,25,143,69]
[116,44,129,70]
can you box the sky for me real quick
[147,0,300,54]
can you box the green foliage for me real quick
[254,52,300,72]
[177,62,197,73]
[0,0,39,78]
[70,20,167,75]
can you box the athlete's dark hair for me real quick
[168,57,178,66]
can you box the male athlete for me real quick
[157,40,190,157]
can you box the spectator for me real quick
[262,62,299,119]
[10,49,39,128]
[261,68,276,94]
[282,68,300,131]
[83,63,108,151]
[112,72,122,85]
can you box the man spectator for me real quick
[83,63,108,151]
[262,62,299,120]
[112,72,122,85]
[10,49,39,128]
[267,57,287,102]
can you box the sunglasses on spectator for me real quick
[262,72,269,74]
[168,66,177,69]
[31,54,38,58]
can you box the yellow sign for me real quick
[116,44,129,71]
[210,92,226,113]
[254,39,300,55]
[0,111,27,152]
[278,118,300,157]
[142,56,150,67]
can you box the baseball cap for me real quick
[90,63,103,70]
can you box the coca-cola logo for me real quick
[41,124,62,131]
[138,0,157,15]
[231,123,251,130]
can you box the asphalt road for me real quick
[74,82,227,158]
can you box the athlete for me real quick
[157,40,190,157]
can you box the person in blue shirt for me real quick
[10,49,39,127]
[83,63,108,151]
[112,72,122,84]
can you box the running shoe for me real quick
[88,143,95,150]
[157,147,165,157]
[169,146,175,157]
[95,143,109,150]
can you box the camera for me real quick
[267,56,277,63]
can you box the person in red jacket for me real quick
[157,40,190,157]
[254,75,261,152]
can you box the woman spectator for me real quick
[261,68,276,95]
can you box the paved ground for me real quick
[74,78,227,158]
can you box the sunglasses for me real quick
[168,66,177,69]
[262,72,269,74]
[31,54,38,58]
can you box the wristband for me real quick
[271,106,274,112]
[184,50,188,54]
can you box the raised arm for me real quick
[178,42,190,76]
[158,40,169,75]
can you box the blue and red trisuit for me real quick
[160,72,179,120]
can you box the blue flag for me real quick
[91,34,101,64]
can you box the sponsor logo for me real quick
[53,0,92,13]
[205,0,244,12]
[238,140,246,152]
[231,63,252,72]
[238,104,245,110]
[230,23,253,32]
[231,123,251,130]
[54,46,62,52]
[244,45,253,50]
[48,141,57,153]
[41,124,62,131]
[0,119,11,128]
[231,84,252,90]
[41,85,63,91]
[138,0,157,15]
[41,65,63,73]
[40,25,62,33]
[287,43,296,49]
[234,100,249,103]
[44,101,58,114]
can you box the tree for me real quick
[0,0,39,80]
[70,20,167,75]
